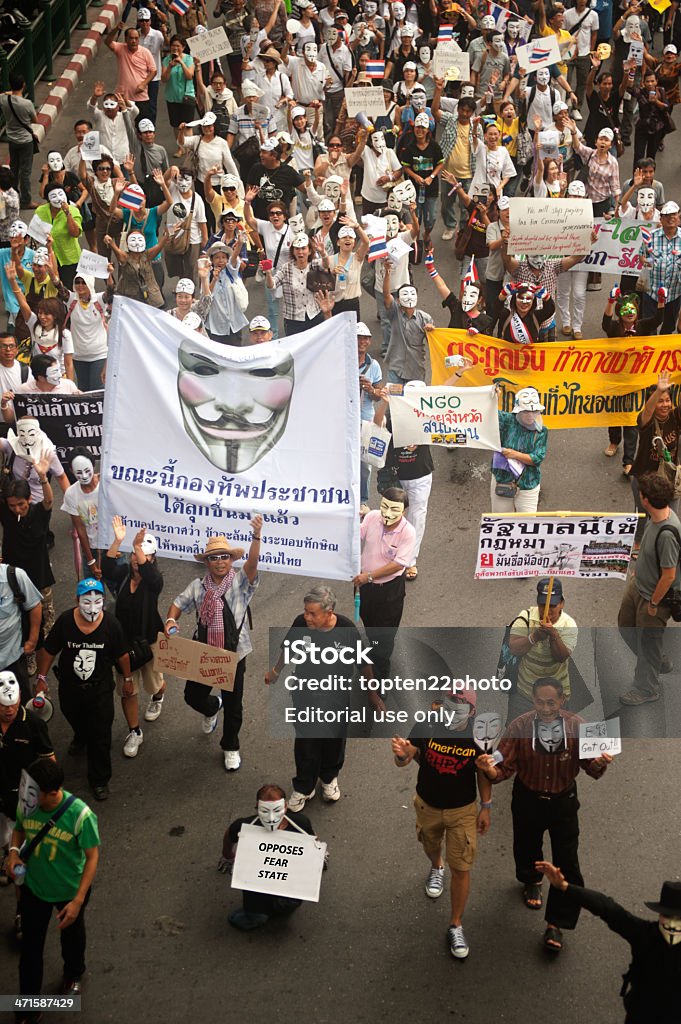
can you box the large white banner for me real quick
[231,823,327,902]
[389,385,501,449]
[475,513,641,580]
[99,300,360,579]
[569,216,646,275]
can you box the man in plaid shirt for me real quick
[639,201,681,334]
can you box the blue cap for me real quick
[76,577,105,597]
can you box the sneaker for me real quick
[144,696,164,721]
[573,109,582,120]
[223,750,241,772]
[288,788,315,812]
[321,777,340,802]
[61,978,82,996]
[441,228,455,241]
[228,908,269,930]
[447,924,469,959]
[425,865,445,898]
[620,688,660,706]
[123,729,143,758]
[202,694,223,734]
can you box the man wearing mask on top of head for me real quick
[391,685,492,961]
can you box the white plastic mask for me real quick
[379,497,404,526]
[48,189,67,208]
[461,85,475,98]
[18,770,39,818]
[387,191,403,211]
[442,697,471,729]
[72,455,95,485]
[324,27,338,44]
[177,338,295,473]
[102,99,118,110]
[625,15,641,38]
[127,231,146,253]
[659,916,681,945]
[473,711,502,752]
[527,255,546,270]
[14,419,43,459]
[303,42,318,60]
[178,176,193,192]
[323,179,342,200]
[385,213,400,239]
[359,30,372,45]
[46,365,62,386]
[364,0,377,13]
[411,91,427,111]
[461,283,480,313]
[537,718,564,753]
[257,799,287,831]
[393,2,405,18]
[398,285,417,308]
[393,179,416,204]
[288,212,305,234]
[638,187,655,213]
[77,596,103,625]
[419,46,431,63]
[507,20,519,37]
[47,152,64,171]
[492,33,505,49]
[536,68,550,86]
[372,131,386,153]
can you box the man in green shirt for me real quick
[7,759,100,1015]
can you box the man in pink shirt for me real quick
[105,23,157,111]
[353,486,415,679]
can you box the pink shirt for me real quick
[360,510,415,582]
[110,42,157,101]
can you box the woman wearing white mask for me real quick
[355,128,402,215]
[105,228,168,308]
[34,187,84,290]
[329,216,370,316]
[488,386,548,514]
[164,168,209,285]
[63,274,112,392]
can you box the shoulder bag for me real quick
[166,191,196,255]
[7,95,40,154]
[19,794,77,861]
[495,613,530,692]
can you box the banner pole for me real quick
[542,576,554,624]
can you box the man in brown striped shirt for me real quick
[477,676,612,955]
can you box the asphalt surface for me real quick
[1,14,680,1024]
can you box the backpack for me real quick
[653,524,681,620]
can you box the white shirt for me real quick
[0,361,29,393]
[319,42,353,94]
[255,216,294,298]
[139,26,165,79]
[66,290,108,362]
[470,143,516,193]
[244,66,293,131]
[361,147,401,203]
[564,8,599,57]
[64,142,114,176]
[167,185,207,246]
[86,103,138,164]
[182,135,239,183]
[374,228,413,292]
[284,55,326,105]
[25,313,74,376]
[61,480,100,547]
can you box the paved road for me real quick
[1,17,680,1024]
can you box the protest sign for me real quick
[516,35,561,72]
[152,633,237,691]
[579,718,622,757]
[27,215,52,246]
[13,391,104,464]
[98,300,360,578]
[628,39,644,65]
[569,216,646,275]
[80,131,101,161]
[507,198,593,256]
[344,86,387,117]
[231,822,326,902]
[537,129,560,160]
[386,236,412,264]
[187,25,233,61]
[428,328,681,428]
[389,385,501,449]
[76,250,110,280]
[474,513,640,580]
[433,43,469,80]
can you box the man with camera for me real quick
[618,473,680,706]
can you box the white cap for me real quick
[249,315,271,331]
[140,533,157,556]
[137,6,151,17]
[357,321,371,336]
[318,198,336,212]
[138,118,155,132]
[292,105,307,119]
[242,80,264,98]
[0,671,20,706]
[661,200,680,215]
[597,127,614,141]
[176,277,196,294]
[664,43,678,54]
[260,138,279,152]
[414,112,430,128]
[338,225,356,238]
[403,61,417,71]
[276,131,293,145]
[221,173,240,189]
[497,196,510,210]
[552,100,568,114]
[400,24,415,36]
[291,233,309,247]
[182,311,203,331]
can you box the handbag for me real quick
[376,463,399,494]
[232,135,261,169]
[495,613,530,692]
[7,95,40,154]
[306,266,335,293]
[575,151,594,185]
[515,123,533,167]
[129,637,153,672]
[361,420,391,468]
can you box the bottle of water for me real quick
[418,184,426,205]
[13,864,26,886]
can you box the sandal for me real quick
[603,443,619,457]
[406,565,418,580]
[543,925,563,953]
[522,882,543,909]
[622,464,633,477]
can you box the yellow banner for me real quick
[428,330,681,428]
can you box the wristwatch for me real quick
[367,573,374,583]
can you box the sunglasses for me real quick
[224,185,237,191]
[206,553,233,562]
[98,167,113,173]
[328,143,342,148]
[269,210,285,216]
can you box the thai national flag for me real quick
[528,44,553,64]
[118,184,146,211]
[368,235,388,263]
[461,256,479,290]
[488,3,511,30]
[366,60,385,79]
[169,0,190,16]
[437,25,453,41]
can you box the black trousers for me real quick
[511,777,583,929]
[293,737,346,794]
[59,684,114,788]
[359,575,406,678]
[19,884,90,997]
[184,657,246,751]
[242,890,302,917]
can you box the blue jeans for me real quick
[74,358,106,392]
[266,290,281,340]
[417,196,438,232]
[387,369,408,386]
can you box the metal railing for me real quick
[0,0,90,117]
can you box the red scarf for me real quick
[199,571,234,648]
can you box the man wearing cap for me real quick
[245,142,306,220]
[165,517,263,772]
[319,23,353,138]
[36,580,132,801]
[105,22,157,106]
[507,578,579,723]
[431,84,481,240]
[248,316,273,343]
[537,865,681,1022]
[479,677,611,955]
[638,200,681,333]
[137,8,165,123]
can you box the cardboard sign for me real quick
[152,632,237,690]
[579,718,622,758]
[389,385,501,450]
[76,249,110,280]
[80,131,101,161]
[433,42,469,80]
[516,35,561,73]
[27,215,52,246]
[231,822,327,902]
[507,197,593,256]
[187,25,233,62]
[344,86,387,118]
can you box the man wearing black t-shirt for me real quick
[246,139,306,220]
[392,686,492,960]
[36,579,131,802]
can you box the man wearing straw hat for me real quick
[165,516,263,773]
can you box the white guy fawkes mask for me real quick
[323,178,342,200]
[492,33,505,50]
[303,42,318,61]
[177,338,295,473]
[364,0,377,13]
[659,917,681,945]
[46,365,62,386]
[419,46,431,64]
[324,27,338,44]
[48,189,67,208]
[77,595,103,624]
[379,497,404,526]
[257,799,287,831]
[385,213,400,239]
[359,30,372,45]
[527,255,546,271]
[393,179,416,205]
[638,187,655,213]
[127,231,147,253]
[507,20,520,37]
[392,1,406,19]
[288,212,305,234]
[461,283,480,312]
[9,419,46,461]
[73,645,98,676]
[387,190,403,212]
[372,131,386,153]
[536,68,551,86]
[398,285,417,308]
[178,176,193,192]
[411,91,427,111]
[18,770,39,818]
[536,718,564,753]
[623,15,641,40]
[72,455,95,485]
[442,696,472,730]
[461,85,475,98]
[47,152,64,171]
[473,711,502,752]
